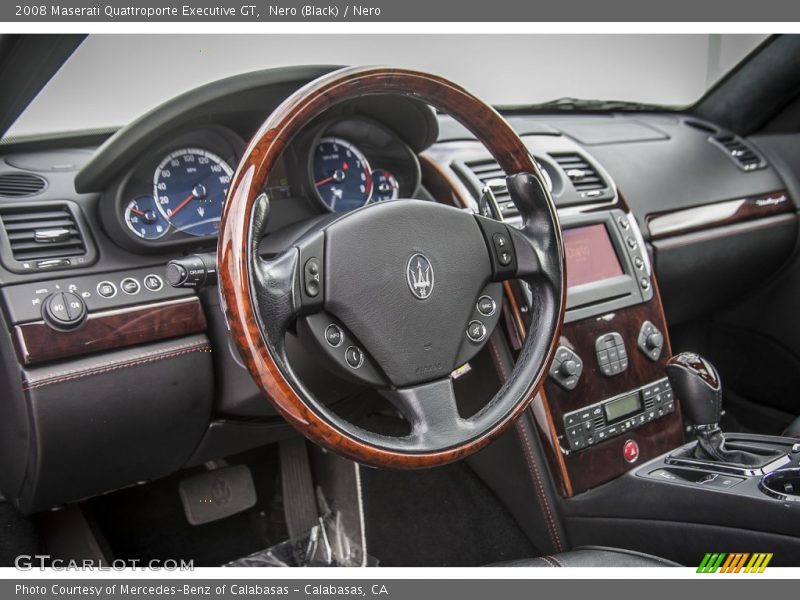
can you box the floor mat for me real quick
[0,503,41,566]
[360,458,537,567]
[83,446,287,567]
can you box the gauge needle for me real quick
[170,193,196,217]
[130,208,145,216]
[315,176,334,187]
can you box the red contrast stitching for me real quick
[23,342,211,390]
[488,338,510,382]
[486,339,564,553]
[515,423,564,553]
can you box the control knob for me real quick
[42,291,86,330]
[560,359,579,377]
[645,332,663,350]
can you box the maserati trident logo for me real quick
[407,253,434,299]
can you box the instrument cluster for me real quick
[105,118,420,252]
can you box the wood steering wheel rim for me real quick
[218,66,565,468]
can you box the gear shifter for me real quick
[666,352,782,466]
[665,353,722,429]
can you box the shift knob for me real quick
[665,352,722,428]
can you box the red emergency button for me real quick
[623,439,639,463]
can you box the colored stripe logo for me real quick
[697,553,773,573]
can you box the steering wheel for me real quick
[219,67,565,469]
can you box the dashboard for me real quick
[0,65,799,514]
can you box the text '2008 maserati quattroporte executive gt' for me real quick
[0,33,799,569]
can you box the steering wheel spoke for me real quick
[381,378,472,448]
[251,250,303,346]
[505,172,565,292]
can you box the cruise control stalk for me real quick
[165,252,217,288]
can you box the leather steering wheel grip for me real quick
[218,66,566,468]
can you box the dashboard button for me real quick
[97,281,117,298]
[143,273,164,292]
[595,332,628,376]
[476,295,496,316]
[623,439,640,463]
[466,320,487,343]
[549,345,584,390]
[638,321,664,361]
[325,324,344,347]
[121,277,140,295]
[345,346,364,369]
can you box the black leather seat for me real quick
[785,416,800,438]
[492,546,680,567]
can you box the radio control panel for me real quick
[563,377,675,452]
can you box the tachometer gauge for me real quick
[312,137,372,212]
[124,195,169,240]
[153,148,233,237]
[370,169,400,202]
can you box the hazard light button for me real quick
[623,439,639,463]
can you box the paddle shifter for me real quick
[666,352,782,466]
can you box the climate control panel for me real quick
[562,377,675,452]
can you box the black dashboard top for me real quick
[0,65,796,290]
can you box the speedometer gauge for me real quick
[312,137,373,212]
[153,148,233,237]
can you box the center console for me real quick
[425,136,800,562]
[518,205,800,560]
[520,207,685,496]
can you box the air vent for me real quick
[0,203,90,270]
[710,135,766,171]
[462,158,520,219]
[551,153,608,197]
[0,172,47,197]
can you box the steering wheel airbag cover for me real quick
[325,200,491,387]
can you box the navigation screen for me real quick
[563,224,624,288]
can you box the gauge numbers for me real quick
[312,137,373,212]
[153,148,233,237]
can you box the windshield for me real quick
[4,33,767,140]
